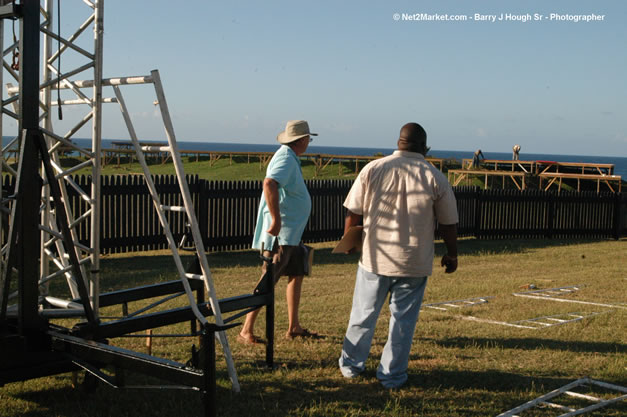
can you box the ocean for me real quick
[5,137,627,179]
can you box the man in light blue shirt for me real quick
[251,145,311,251]
[239,120,318,344]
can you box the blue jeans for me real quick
[338,265,428,388]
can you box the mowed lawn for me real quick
[1,238,625,416]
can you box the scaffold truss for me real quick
[497,377,627,417]
[0,2,280,415]
[513,286,627,310]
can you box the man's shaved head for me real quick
[398,122,427,154]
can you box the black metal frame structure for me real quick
[0,2,275,416]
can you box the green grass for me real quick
[2,238,626,416]
[49,155,627,190]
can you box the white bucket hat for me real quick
[277,120,318,144]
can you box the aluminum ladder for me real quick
[112,69,239,392]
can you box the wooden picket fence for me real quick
[1,175,624,254]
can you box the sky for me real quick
[5,1,627,157]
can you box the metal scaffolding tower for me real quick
[0,1,277,414]
[1,0,104,320]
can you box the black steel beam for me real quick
[0,202,20,321]
[95,279,204,307]
[0,326,76,385]
[85,293,271,340]
[20,0,39,130]
[50,331,204,387]
[0,351,76,385]
[17,0,44,335]
[15,131,42,332]
[260,263,275,368]
[201,327,216,417]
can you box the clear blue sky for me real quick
[49,1,627,157]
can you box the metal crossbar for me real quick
[497,377,627,416]
[514,286,627,310]
[514,285,582,297]
[422,296,493,311]
[511,311,607,329]
[458,310,608,330]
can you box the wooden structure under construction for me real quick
[100,146,444,177]
[450,159,622,192]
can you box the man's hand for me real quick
[263,177,281,237]
[266,218,281,236]
[440,254,458,273]
[343,211,363,254]
[438,223,458,273]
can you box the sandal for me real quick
[285,328,320,339]
[237,334,265,345]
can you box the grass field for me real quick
[1,238,625,416]
[57,154,625,191]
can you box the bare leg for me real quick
[286,275,304,334]
[239,308,261,342]
[239,252,274,343]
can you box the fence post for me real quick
[473,187,482,239]
[198,177,209,247]
[546,192,554,239]
[613,192,622,240]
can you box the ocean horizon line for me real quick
[2,136,625,160]
[199,141,626,161]
[2,136,626,177]
[110,139,626,160]
[86,138,627,178]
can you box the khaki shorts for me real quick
[261,244,306,284]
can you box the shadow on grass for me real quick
[11,380,202,417]
[437,237,623,258]
[97,237,623,274]
[434,336,627,354]
[218,368,578,417]
[8,360,625,417]
[93,252,261,289]
[299,237,621,267]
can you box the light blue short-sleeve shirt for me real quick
[252,145,311,250]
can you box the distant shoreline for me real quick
[2,137,626,178]
[92,139,627,178]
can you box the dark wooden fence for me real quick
[454,187,624,240]
[2,176,625,254]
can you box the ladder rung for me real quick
[45,296,85,310]
[524,321,551,326]
[185,273,203,280]
[540,401,576,412]
[141,146,171,152]
[161,205,186,212]
[565,390,602,402]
